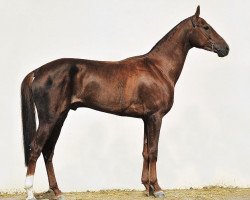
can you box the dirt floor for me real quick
[1,187,250,200]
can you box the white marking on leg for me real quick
[25,175,36,200]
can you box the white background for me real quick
[1,0,249,192]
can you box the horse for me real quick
[21,6,229,200]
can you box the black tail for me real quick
[21,72,36,166]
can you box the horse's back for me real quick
[29,56,171,118]
[28,57,144,115]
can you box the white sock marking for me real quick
[25,175,35,199]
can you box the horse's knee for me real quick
[148,148,158,162]
[142,151,149,160]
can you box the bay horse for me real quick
[21,6,229,200]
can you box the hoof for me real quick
[153,190,165,198]
[26,198,37,200]
[56,194,65,200]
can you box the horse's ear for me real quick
[192,5,200,27]
[195,5,200,18]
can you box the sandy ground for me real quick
[1,187,250,200]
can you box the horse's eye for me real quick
[204,25,210,30]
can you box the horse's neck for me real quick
[147,19,192,85]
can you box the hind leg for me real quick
[42,113,68,199]
[25,121,57,200]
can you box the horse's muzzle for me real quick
[215,44,229,57]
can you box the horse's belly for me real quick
[72,80,137,114]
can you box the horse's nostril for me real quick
[225,46,229,51]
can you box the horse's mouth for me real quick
[215,48,229,57]
[205,42,229,57]
[213,43,230,57]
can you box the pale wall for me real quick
[0,0,249,192]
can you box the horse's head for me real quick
[189,6,229,57]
